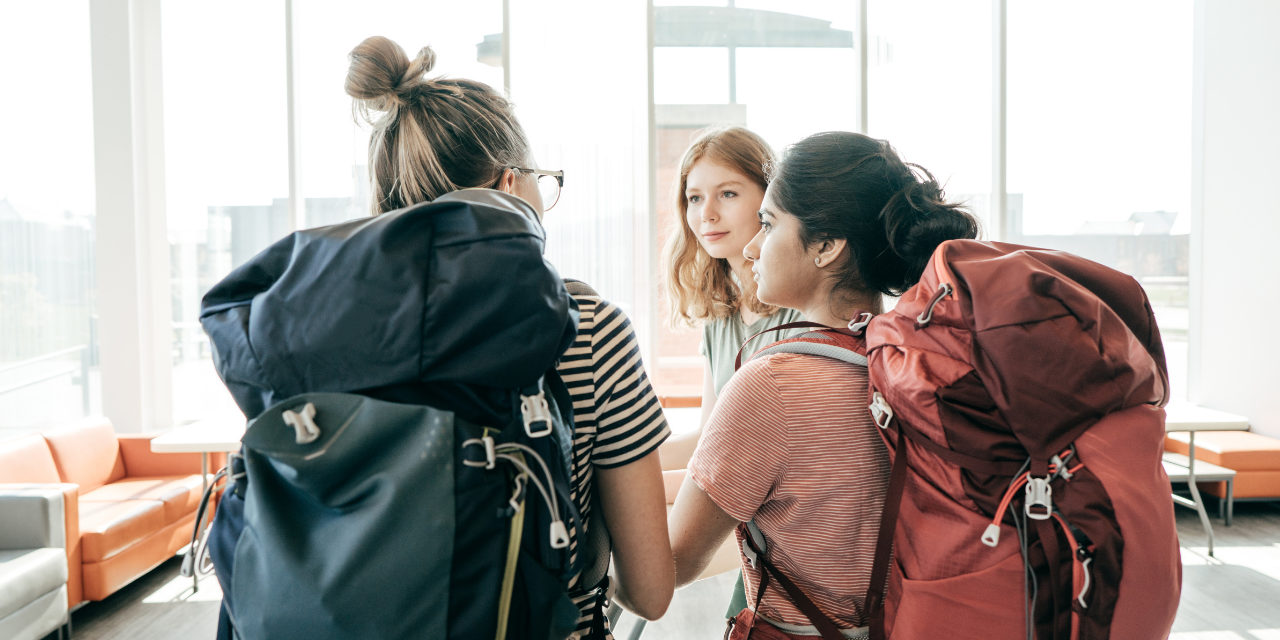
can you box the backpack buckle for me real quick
[549,521,570,549]
[462,435,496,470]
[282,402,321,444]
[848,312,873,334]
[869,392,894,429]
[520,391,554,438]
[1024,476,1053,520]
[741,537,759,569]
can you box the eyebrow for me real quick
[758,208,774,221]
[686,180,745,193]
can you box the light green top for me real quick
[700,307,806,395]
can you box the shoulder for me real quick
[732,352,867,397]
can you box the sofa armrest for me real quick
[117,434,225,477]
[0,484,68,550]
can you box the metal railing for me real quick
[0,344,92,414]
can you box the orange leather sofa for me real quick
[1166,430,1280,501]
[0,417,225,607]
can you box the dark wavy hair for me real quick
[768,132,981,297]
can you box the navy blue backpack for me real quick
[196,190,606,640]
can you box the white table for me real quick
[151,416,246,495]
[151,415,246,591]
[1164,402,1249,557]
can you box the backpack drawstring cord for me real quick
[915,282,953,328]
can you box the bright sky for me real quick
[0,0,1190,237]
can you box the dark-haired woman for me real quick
[668,131,980,638]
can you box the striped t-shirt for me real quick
[557,291,671,636]
[688,352,890,629]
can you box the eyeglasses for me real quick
[512,167,564,211]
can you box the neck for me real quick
[725,254,748,278]
[801,286,883,328]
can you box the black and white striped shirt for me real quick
[558,292,670,637]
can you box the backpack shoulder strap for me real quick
[735,322,869,371]
[752,336,869,368]
[563,278,599,298]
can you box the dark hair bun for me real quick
[769,132,981,297]
[880,167,981,293]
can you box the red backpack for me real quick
[736,240,1180,640]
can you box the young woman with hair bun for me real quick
[345,36,674,637]
[668,131,980,639]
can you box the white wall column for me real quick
[990,0,1007,241]
[1189,0,1280,437]
[90,0,172,433]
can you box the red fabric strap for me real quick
[738,522,846,640]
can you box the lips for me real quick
[702,232,729,242]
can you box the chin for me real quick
[754,284,776,306]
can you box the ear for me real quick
[496,168,517,194]
[814,238,848,269]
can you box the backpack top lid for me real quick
[199,189,579,420]
[866,239,1169,464]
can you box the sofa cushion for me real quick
[42,418,125,494]
[1166,431,1280,471]
[1197,470,1280,499]
[0,436,61,484]
[0,548,68,620]
[78,500,165,563]
[80,476,205,524]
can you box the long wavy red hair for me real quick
[661,126,779,327]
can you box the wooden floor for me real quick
[66,557,222,640]
[61,502,1280,640]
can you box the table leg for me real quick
[1227,478,1234,527]
[1186,431,1216,557]
[194,452,208,594]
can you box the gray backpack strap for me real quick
[751,333,869,367]
[563,278,599,298]
[580,490,612,589]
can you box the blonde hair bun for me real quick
[345,36,437,111]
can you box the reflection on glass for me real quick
[1009,0,1192,398]
[0,2,100,430]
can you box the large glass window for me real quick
[650,0,859,398]
[0,1,99,434]
[868,0,991,228]
[511,0,653,358]
[163,1,290,424]
[295,0,504,226]
[1008,0,1192,398]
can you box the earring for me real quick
[815,257,822,266]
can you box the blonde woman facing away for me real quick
[346,37,673,638]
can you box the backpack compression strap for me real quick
[739,522,845,640]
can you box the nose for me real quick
[700,200,719,223]
[744,228,764,262]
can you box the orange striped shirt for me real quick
[689,352,890,629]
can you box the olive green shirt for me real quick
[700,307,806,395]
